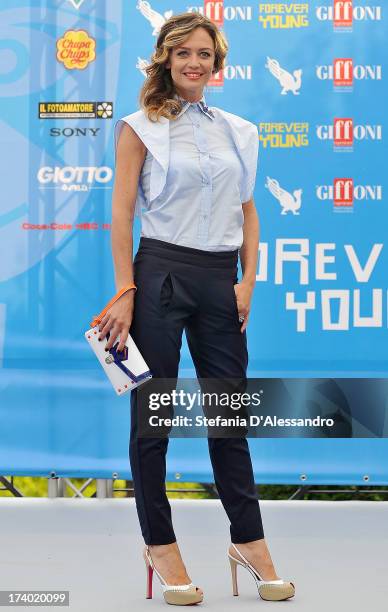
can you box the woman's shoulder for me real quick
[210,107,258,154]
[116,109,146,130]
[211,106,257,133]
[118,107,171,123]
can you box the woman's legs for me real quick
[185,273,265,544]
[129,410,175,545]
[129,260,185,545]
[129,252,198,586]
[128,238,271,584]
[207,437,265,542]
[185,270,281,579]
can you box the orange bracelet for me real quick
[90,283,137,328]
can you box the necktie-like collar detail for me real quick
[172,92,215,120]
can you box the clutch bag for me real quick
[85,283,152,396]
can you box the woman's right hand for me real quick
[98,289,135,353]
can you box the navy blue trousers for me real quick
[129,237,264,545]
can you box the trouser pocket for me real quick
[160,271,174,316]
[230,276,239,319]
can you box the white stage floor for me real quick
[0,498,387,611]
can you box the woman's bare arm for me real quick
[240,198,259,287]
[99,122,146,351]
[111,122,146,289]
[234,198,260,333]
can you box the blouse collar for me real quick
[172,91,215,120]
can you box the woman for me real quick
[99,12,295,606]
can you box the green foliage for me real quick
[0,477,387,500]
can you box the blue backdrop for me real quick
[0,0,387,483]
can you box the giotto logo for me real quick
[316,179,382,212]
[187,1,253,24]
[266,57,302,95]
[265,177,303,215]
[37,166,112,191]
[258,2,309,29]
[316,119,382,150]
[316,1,381,28]
[316,59,382,89]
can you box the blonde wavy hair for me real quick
[139,12,228,122]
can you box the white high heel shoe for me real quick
[144,545,203,606]
[228,543,295,601]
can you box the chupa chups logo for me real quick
[334,178,353,211]
[333,0,353,30]
[56,30,96,70]
[333,118,353,149]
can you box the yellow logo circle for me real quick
[56,29,96,70]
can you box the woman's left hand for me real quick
[233,280,255,333]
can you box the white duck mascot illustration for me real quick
[265,57,302,95]
[136,57,150,77]
[265,177,303,215]
[136,0,173,35]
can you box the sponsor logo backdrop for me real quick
[0,1,387,482]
